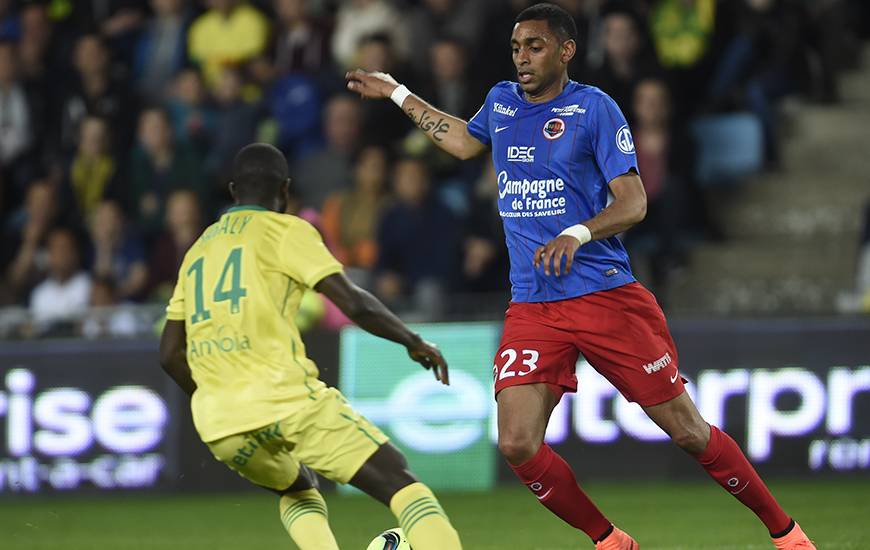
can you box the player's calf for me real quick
[644,392,794,537]
[349,442,418,505]
[350,443,462,550]
[279,488,339,550]
[498,385,614,543]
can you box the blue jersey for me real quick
[467,80,638,303]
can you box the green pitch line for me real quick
[1,480,867,549]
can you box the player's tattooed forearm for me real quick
[405,107,450,142]
[419,111,450,142]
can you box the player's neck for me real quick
[232,199,275,212]
[524,73,569,104]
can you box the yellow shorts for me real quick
[206,387,388,490]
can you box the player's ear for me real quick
[280,178,292,213]
[228,180,237,201]
[561,39,576,65]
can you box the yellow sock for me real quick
[389,482,462,550]
[279,489,339,550]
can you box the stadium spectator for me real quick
[352,33,415,147]
[18,3,53,83]
[129,107,205,235]
[320,145,389,271]
[263,0,334,78]
[649,0,717,70]
[403,0,487,77]
[147,188,203,300]
[17,3,54,165]
[3,180,60,304]
[0,0,19,41]
[29,227,92,333]
[624,77,692,294]
[588,6,658,120]
[54,33,136,157]
[263,73,322,159]
[80,274,139,338]
[330,0,407,70]
[423,35,482,120]
[291,94,362,209]
[59,0,145,41]
[0,40,34,188]
[133,0,191,102]
[0,0,862,335]
[187,0,269,89]
[88,200,149,301]
[166,68,217,151]
[375,157,458,314]
[707,0,805,166]
[64,116,119,219]
[648,0,724,118]
[462,161,510,294]
[202,68,260,185]
[474,0,534,88]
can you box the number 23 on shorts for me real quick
[494,348,540,381]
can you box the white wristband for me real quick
[390,84,412,108]
[559,224,592,245]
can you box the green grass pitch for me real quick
[2,480,868,549]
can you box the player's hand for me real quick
[345,69,400,99]
[534,235,582,277]
[407,339,450,386]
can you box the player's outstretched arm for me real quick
[535,172,647,276]
[316,272,450,385]
[346,69,487,161]
[159,319,197,396]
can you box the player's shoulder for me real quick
[567,82,610,101]
[272,212,323,243]
[486,81,522,101]
[571,82,621,108]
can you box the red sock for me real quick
[511,443,612,542]
[695,425,791,534]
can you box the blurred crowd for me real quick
[0,0,866,337]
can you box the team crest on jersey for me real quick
[616,124,635,153]
[542,118,565,140]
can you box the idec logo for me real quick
[507,146,535,163]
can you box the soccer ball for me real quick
[366,527,412,550]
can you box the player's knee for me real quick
[670,424,709,454]
[498,431,541,465]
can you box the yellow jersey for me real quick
[166,205,343,442]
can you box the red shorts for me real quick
[493,282,685,407]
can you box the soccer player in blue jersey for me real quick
[347,3,814,549]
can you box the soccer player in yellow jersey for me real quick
[159,143,462,550]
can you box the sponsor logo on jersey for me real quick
[496,170,568,218]
[507,145,535,163]
[543,118,565,140]
[551,104,586,116]
[616,124,635,154]
[493,102,517,117]
[642,352,672,374]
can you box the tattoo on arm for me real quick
[405,106,451,142]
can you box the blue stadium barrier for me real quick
[691,112,764,186]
